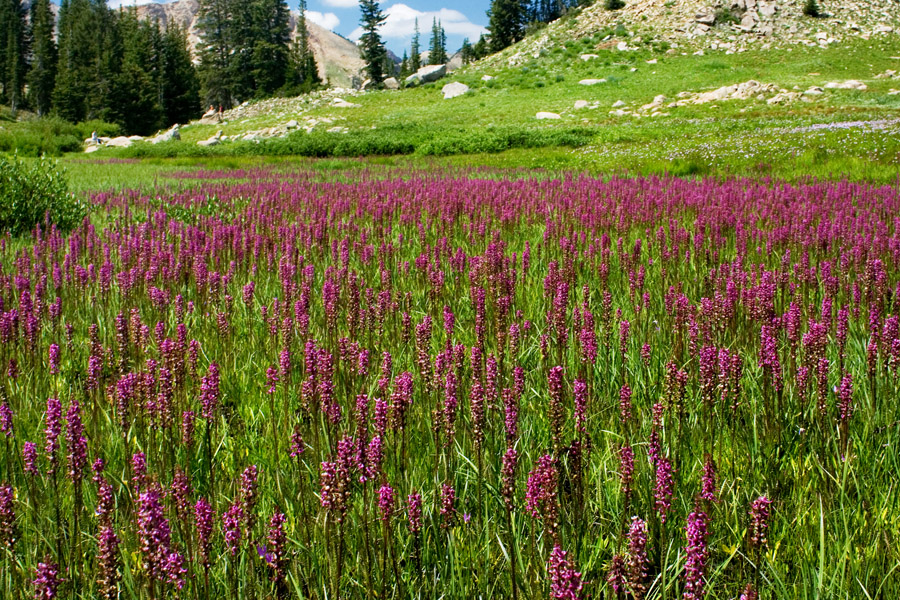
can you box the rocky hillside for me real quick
[490,0,899,67]
[135,0,365,88]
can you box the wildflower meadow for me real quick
[1,167,899,598]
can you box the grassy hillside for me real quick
[83,33,900,181]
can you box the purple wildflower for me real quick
[32,559,61,600]
[683,510,709,600]
[548,544,583,600]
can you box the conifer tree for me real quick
[358,0,387,84]
[54,0,105,122]
[285,0,322,94]
[109,9,163,135]
[0,0,28,114]
[488,0,524,52]
[410,18,421,72]
[161,23,201,124]
[27,0,56,116]
[428,18,447,65]
[399,50,410,77]
[197,0,235,107]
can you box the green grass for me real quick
[61,35,899,183]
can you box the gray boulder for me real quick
[384,77,400,90]
[150,124,181,144]
[405,64,447,86]
[198,130,222,147]
[536,112,561,120]
[106,136,133,148]
[442,82,469,99]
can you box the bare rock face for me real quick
[135,0,364,88]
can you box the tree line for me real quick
[0,0,319,136]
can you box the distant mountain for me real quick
[134,0,365,88]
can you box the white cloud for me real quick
[349,4,486,41]
[321,0,358,8]
[305,10,341,30]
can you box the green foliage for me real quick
[488,0,525,52]
[803,0,821,18]
[428,18,448,65]
[358,0,388,83]
[0,0,28,113]
[0,117,120,156]
[0,154,85,234]
[605,0,625,10]
[410,19,422,72]
[27,0,57,117]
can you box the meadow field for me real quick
[0,162,899,599]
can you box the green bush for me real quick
[0,155,87,235]
[0,117,121,157]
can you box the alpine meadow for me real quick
[1,0,900,598]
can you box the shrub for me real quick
[0,155,86,235]
[803,0,820,18]
[605,0,625,10]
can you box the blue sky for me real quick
[107,0,489,56]
[304,0,489,55]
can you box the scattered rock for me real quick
[580,54,599,61]
[803,86,824,96]
[383,77,400,90]
[149,124,181,144]
[695,9,716,25]
[442,82,470,99]
[481,75,495,81]
[579,78,606,85]
[405,64,447,86]
[536,112,561,120]
[106,136,133,148]
[197,130,222,147]
[824,80,868,91]
[612,100,626,108]
[574,100,589,109]
[331,98,361,108]
[874,24,894,34]
[285,120,299,129]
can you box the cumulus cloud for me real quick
[305,10,341,30]
[349,4,486,41]
[320,0,358,8]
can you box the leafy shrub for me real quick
[0,155,86,235]
[605,0,625,10]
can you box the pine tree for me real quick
[802,0,820,18]
[108,9,163,135]
[604,0,625,10]
[409,18,421,72]
[248,0,292,97]
[285,0,322,94]
[54,0,109,122]
[358,0,387,84]
[428,18,447,65]
[488,0,524,52]
[460,39,474,65]
[0,0,28,114]
[472,34,489,60]
[399,51,410,78]
[161,23,201,125]
[197,0,235,108]
[27,0,56,116]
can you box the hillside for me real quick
[135,0,365,87]
[493,0,900,67]
[87,0,900,182]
